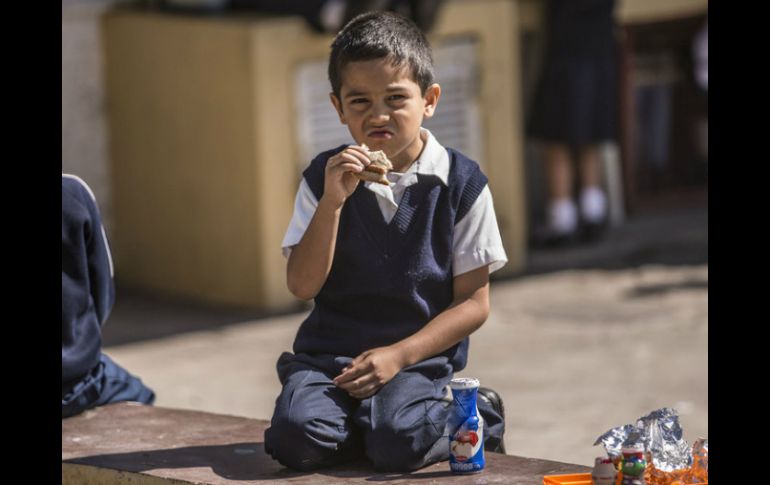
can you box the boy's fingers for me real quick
[336,370,376,390]
[333,364,366,385]
[347,384,376,398]
[339,162,364,173]
[333,372,352,385]
[335,350,377,385]
[350,381,381,399]
[334,153,365,170]
[329,152,360,167]
[328,163,365,179]
[337,380,360,392]
[345,161,370,174]
[344,147,371,166]
[347,145,370,157]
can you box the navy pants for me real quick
[62,353,156,418]
[264,352,504,472]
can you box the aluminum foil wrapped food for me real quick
[655,438,707,484]
[593,408,708,484]
[637,408,692,472]
[594,424,641,458]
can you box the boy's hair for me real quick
[328,11,435,99]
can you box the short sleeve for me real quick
[452,186,508,276]
[281,179,319,258]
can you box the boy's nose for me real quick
[369,105,390,123]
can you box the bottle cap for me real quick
[450,377,480,390]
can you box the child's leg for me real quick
[94,353,156,406]
[62,353,155,418]
[264,352,363,471]
[542,143,579,236]
[353,356,454,472]
[577,143,608,225]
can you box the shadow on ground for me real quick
[509,202,707,279]
[102,290,307,347]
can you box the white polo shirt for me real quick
[282,128,508,276]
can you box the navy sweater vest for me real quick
[293,145,488,371]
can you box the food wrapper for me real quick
[593,424,641,469]
[594,424,634,456]
[593,408,708,484]
[637,408,692,472]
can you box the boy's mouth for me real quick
[367,129,394,139]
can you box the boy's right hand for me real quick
[322,145,371,208]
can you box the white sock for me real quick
[547,198,578,235]
[580,186,607,223]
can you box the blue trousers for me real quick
[62,353,155,418]
[264,352,504,472]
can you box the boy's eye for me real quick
[388,94,406,101]
[350,98,369,104]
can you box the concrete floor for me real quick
[102,199,707,468]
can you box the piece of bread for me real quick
[355,144,393,186]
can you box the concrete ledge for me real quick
[63,402,589,484]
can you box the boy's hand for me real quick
[322,145,371,208]
[333,346,406,399]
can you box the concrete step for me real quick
[62,402,590,484]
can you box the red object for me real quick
[456,431,479,446]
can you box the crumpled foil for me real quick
[593,424,641,460]
[594,408,705,479]
[636,408,692,471]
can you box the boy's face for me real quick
[330,58,440,169]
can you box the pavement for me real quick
[102,193,707,468]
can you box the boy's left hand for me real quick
[333,346,405,399]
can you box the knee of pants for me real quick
[365,423,434,472]
[265,414,347,472]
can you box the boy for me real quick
[62,174,156,418]
[264,11,506,472]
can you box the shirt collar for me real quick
[413,128,449,186]
[363,128,448,187]
[361,128,448,204]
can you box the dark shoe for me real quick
[530,224,579,249]
[477,387,506,454]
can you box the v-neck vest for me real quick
[293,145,488,371]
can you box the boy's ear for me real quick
[423,83,441,119]
[329,93,348,125]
